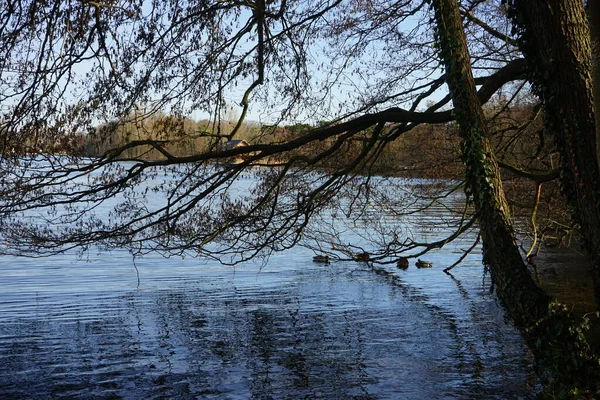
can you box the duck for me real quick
[415,259,433,268]
[312,255,330,264]
[397,257,409,270]
[354,252,371,262]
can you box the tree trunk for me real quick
[589,1,600,165]
[431,0,548,328]
[510,0,600,308]
[433,0,600,394]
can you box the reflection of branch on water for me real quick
[366,263,405,286]
[132,255,141,288]
[365,260,489,382]
[445,269,471,301]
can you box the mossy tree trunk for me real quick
[432,0,600,394]
[431,0,548,327]
[589,0,600,165]
[510,0,600,308]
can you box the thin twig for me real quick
[526,183,542,258]
[444,234,480,274]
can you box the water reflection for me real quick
[0,253,538,399]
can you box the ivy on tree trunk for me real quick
[431,0,547,326]
[510,0,600,307]
[432,0,600,395]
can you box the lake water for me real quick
[0,173,539,399]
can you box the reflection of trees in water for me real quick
[0,308,146,398]
[249,309,277,396]
[0,268,537,398]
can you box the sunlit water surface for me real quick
[0,176,539,399]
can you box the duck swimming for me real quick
[415,259,432,268]
[313,255,330,264]
[354,252,371,262]
[397,257,409,270]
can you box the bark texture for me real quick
[433,0,600,394]
[590,0,600,164]
[510,0,600,306]
[431,0,548,328]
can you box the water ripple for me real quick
[0,251,539,399]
